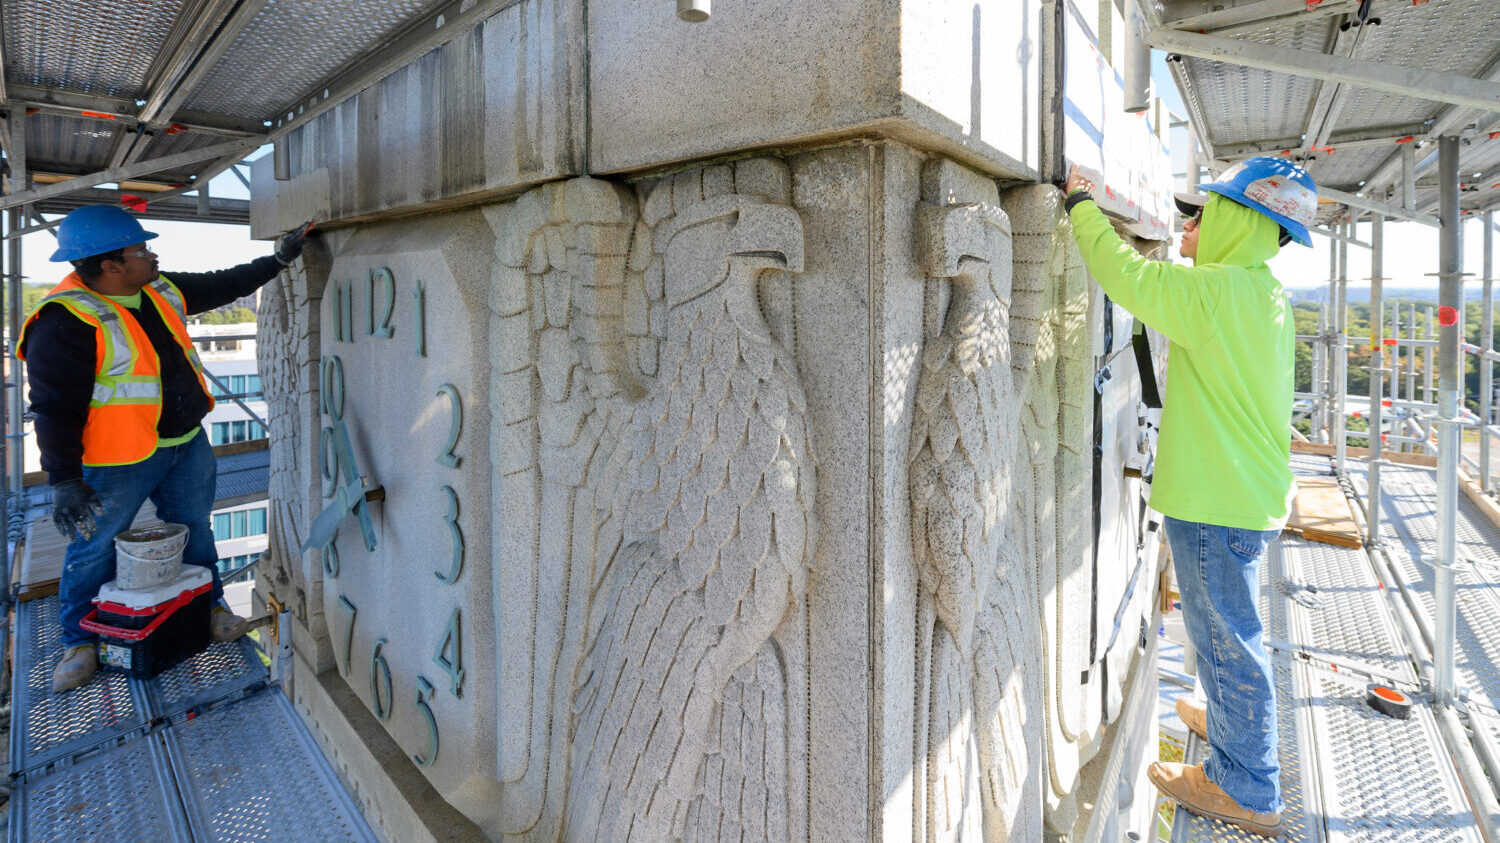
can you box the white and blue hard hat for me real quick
[1173,156,1318,247]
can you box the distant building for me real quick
[188,323,269,578]
[193,322,268,447]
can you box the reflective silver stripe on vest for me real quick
[91,379,161,405]
[111,381,161,398]
[149,276,208,373]
[150,277,186,316]
[45,290,135,378]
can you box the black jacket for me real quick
[21,256,283,484]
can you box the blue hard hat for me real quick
[1197,156,1318,247]
[50,206,159,262]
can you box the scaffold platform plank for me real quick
[9,733,193,843]
[1286,475,1363,550]
[16,516,68,601]
[8,594,376,842]
[18,504,166,601]
[162,691,372,842]
[10,596,150,780]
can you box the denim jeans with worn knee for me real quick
[59,432,223,647]
[1164,515,1283,815]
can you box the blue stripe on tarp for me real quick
[1064,97,1104,147]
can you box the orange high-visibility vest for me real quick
[18,272,215,466]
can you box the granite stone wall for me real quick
[256,142,1164,840]
[251,2,1165,839]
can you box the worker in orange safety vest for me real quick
[19,205,309,692]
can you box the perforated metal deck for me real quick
[10,596,149,779]
[1349,459,1500,794]
[1171,454,1484,841]
[8,595,374,842]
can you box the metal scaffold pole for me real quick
[1388,302,1400,411]
[1313,306,1327,441]
[1408,302,1419,408]
[1332,238,1344,441]
[1368,209,1385,543]
[1433,135,1462,705]
[1483,210,1494,493]
[7,116,28,519]
[7,209,20,510]
[1335,218,1350,474]
[1425,304,1436,405]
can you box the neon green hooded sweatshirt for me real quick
[1068,193,1295,531]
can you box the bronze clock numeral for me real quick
[320,426,338,499]
[332,280,354,343]
[414,676,439,767]
[435,485,464,584]
[414,281,427,358]
[369,267,395,338]
[320,355,345,421]
[337,596,357,678]
[433,608,465,698]
[371,638,393,722]
[436,384,462,469]
[322,535,340,578]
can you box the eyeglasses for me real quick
[1182,210,1203,229]
[117,247,156,260]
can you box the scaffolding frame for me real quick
[1294,144,1500,712]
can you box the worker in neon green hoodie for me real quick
[1065,156,1318,839]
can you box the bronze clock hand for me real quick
[302,415,383,553]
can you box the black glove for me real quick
[275,220,314,266]
[52,479,105,542]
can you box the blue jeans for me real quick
[59,431,222,647]
[1164,515,1283,815]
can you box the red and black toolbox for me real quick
[80,565,213,678]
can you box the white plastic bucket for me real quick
[114,523,189,590]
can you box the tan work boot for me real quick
[210,606,249,643]
[52,643,98,693]
[1176,697,1209,741]
[1149,762,1282,838]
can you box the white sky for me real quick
[1268,217,1494,291]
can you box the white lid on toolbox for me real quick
[95,564,213,611]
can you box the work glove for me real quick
[52,479,105,543]
[274,220,314,266]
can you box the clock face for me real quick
[315,212,500,816]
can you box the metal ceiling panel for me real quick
[180,0,450,121]
[1,0,186,98]
[1461,138,1500,201]
[27,113,121,175]
[1178,18,1330,148]
[1334,3,1500,135]
[1161,0,1500,215]
[1304,151,1386,193]
[135,129,242,181]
